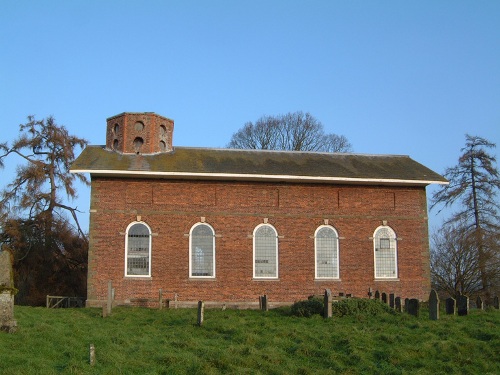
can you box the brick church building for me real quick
[71,112,447,308]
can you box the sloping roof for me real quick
[70,146,448,186]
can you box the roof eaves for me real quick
[69,168,449,186]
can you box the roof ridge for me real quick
[171,146,410,158]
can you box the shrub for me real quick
[291,298,324,317]
[331,299,397,317]
[290,298,398,318]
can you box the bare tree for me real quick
[227,111,352,152]
[431,222,484,296]
[431,134,500,301]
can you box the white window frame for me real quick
[125,221,152,278]
[189,222,216,278]
[253,223,279,279]
[314,225,340,279]
[373,225,398,279]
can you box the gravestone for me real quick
[404,298,410,313]
[476,296,483,310]
[389,293,395,309]
[260,294,268,311]
[197,301,204,326]
[368,287,373,299]
[428,289,439,320]
[407,299,420,317]
[445,297,456,315]
[493,296,499,309]
[381,292,387,304]
[323,289,332,318]
[457,294,469,316]
[375,290,380,300]
[395,297,403,312]
[0,251,17,333]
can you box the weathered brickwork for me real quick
[105,113,174,154]
[86,177,431,307]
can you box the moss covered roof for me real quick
[70,146,447,186]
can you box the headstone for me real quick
[395,297,403,312]
[407,299,420,317]
[0,251,17,333]
[493,296,499,309]
[404,298,410,312]
[445,297,456,315]
[381,292,387,304]
[197,301,204,326]
[261,294,268,311]
[368,287,373,299]
[389,293,395,309]
[457,294,469,316]
[476,296,483,310]
[429,289,439,320]
[323,289,332,319]
[375,290,381,300]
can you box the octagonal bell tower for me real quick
[105,112,174,154]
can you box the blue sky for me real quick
[1,1,499,233]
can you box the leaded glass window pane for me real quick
[374,227,397,278]
[127,223,150,276]
[315,226,339,278]
[191,224,214,277]
[254,225,278,278]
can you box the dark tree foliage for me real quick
[0,115,89,305]
[1,217,87,305]
[227,111,352,152]
[431,135,500,300]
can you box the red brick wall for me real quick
[87,177,431,306]
[105,113,174,154]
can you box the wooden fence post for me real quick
[106,281,112,316]
[89,344,96,366]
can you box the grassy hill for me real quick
[0,302,499,374]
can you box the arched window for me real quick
[125,222,152,277]
[189,223,215,278]
[253,224,278,278]
[315,225,339,279]
[373,226,398,279]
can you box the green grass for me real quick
[1,302,499,374]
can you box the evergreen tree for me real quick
[431,135,500,301]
